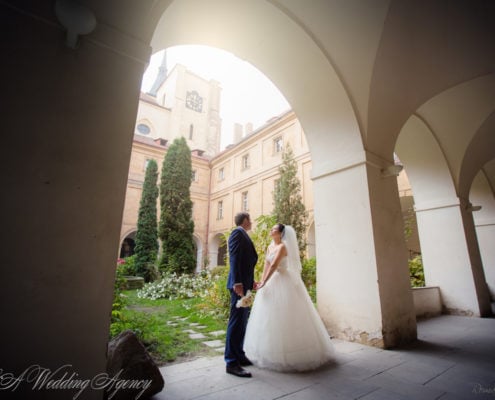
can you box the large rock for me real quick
[106,330,164,399]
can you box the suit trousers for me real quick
[224,289,250,366]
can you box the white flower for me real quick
[236,290,254,308]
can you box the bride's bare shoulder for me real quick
[279,242,288,255]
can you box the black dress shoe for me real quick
[226,365,252,378]
[239,358,253,366]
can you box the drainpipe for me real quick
[204,160,212,270]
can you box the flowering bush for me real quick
[117,255,137,276]
[137,270,214,300]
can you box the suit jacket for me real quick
[227,227,258,291]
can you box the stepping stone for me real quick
[189,323,200,326]
[214,347,224,353]
[202,340,223,348]
[166,322,179,326]
[193,325,207,329]
[189,333,207,340]
[209,330,226,337]
[183,329,197,334]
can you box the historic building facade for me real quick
[120,63,421,271]
[119,107,317,270]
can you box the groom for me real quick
[225,212,258,378]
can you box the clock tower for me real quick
[135,58,222,157]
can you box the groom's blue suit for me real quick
[225,226,258,367]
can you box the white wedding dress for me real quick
[243,248,335,372]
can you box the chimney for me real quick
[154,138,167,147]
[245,122,253,135]
[233,123,243,144]
[192,149,205,157]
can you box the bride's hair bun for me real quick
[278,223,285,236]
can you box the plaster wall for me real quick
[416,205,481,315]
[412,287,442,318]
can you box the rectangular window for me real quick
[144,158,153,170]
[192,169,197,182]
[218,167,224,181]
[242,154,250,170]
[274,136,283,153]
[242,191,249,212]
[217,200,223,220]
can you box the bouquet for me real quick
[236,290,254,308]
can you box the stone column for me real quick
[415,199,492,316]
[1,3,150,399]
[475,219,495,299]
[313,157,416,348]
[471,171,495,300]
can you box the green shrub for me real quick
[117,255,137,276]
[110,260,128,337]
[200,265,230,319]
[301,257,317,303]
[409,254,425,287]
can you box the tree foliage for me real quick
[134,159,159,282]
[272,143,308,258]
[158,137,195,274]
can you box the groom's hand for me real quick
[233,283,244,297]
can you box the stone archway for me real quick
[119,232,136,259]
[396,75,495,316]
[208,233,227,269]
[6,1,495,391]
[149,0,417,347]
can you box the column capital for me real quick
[414,198,461,213]
[310,150,393,181]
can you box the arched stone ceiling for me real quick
[396,115,458,209]
[460,112,495,198]
[368,0,495,158]
[150,0,365,174]
[416,74,495,197]
[396,75,495,207]
[118,0,495,184]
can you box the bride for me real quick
[243,223,335,372]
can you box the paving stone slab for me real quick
[209,330,226,337]
[203,339,223,348]
[189,333,207,339]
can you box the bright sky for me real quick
[141,45,290,150]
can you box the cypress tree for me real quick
[159,137,195,274]
[273,143,308,258]
[134,159,159,282]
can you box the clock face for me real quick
[186,90,203,112]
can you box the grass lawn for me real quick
[117,289,228,366]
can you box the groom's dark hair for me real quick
[235,212,250,226]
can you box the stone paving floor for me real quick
[153,315,495,400]
[171,316,226,353]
